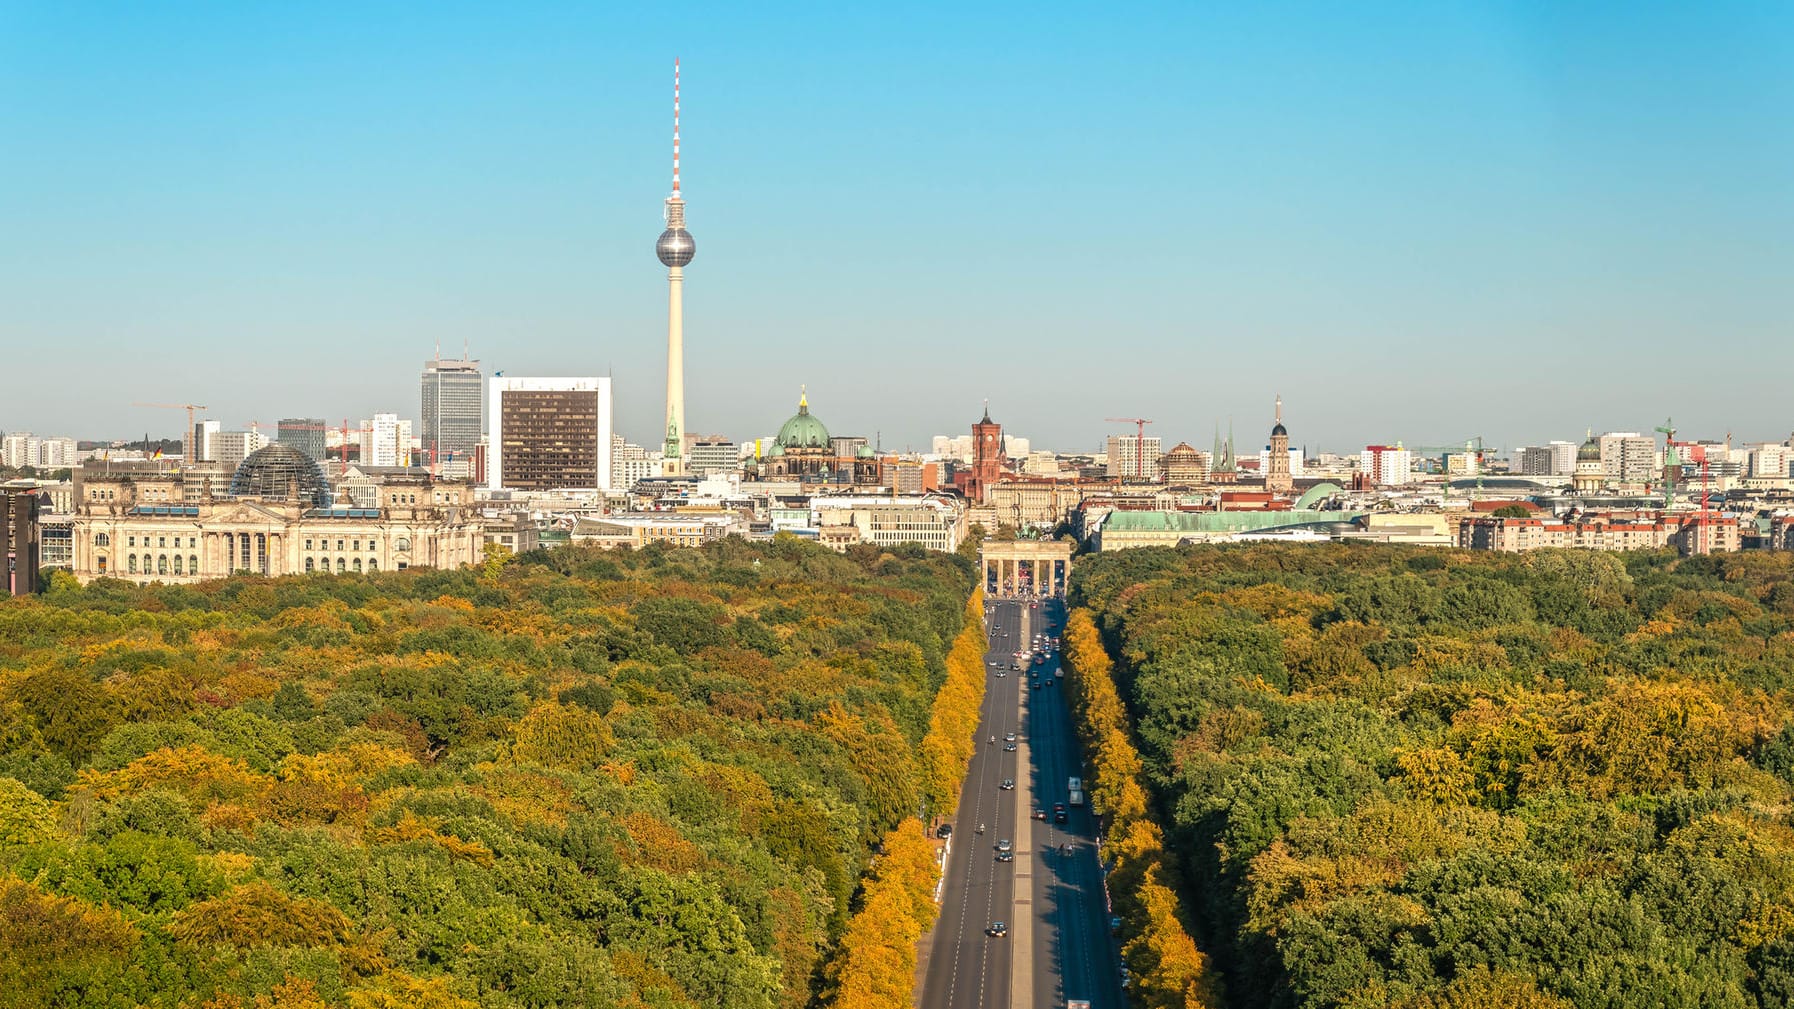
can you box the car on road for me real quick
[996,671,1006,678]
[1032,681,1041,690]
[1004,742,1017,751]
[995,838,1013,852]
[995,850,1014,862]
[1009,663,1020,671]
[937,824,952,839]
[1000,778,1014,790]
[987,921,1008,937]
[1004,732,1017,741]
[1033,808,1047,820]
[1053,803,1067,824]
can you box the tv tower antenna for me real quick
[657,59,696,475]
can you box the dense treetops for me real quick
[1072,543,1794,1009]
[0,537,975,1009]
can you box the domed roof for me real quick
[1578,436,1602,462]
[775,390,831,450]
[229,443,331,507]
[1163,441,1202,461]
[855,445,875,459]
[1270,422,1288,438]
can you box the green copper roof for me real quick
[775,390,831,449]
[1101,509,1365,534]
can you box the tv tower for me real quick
[656,59,696,475]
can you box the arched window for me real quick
[95,533,110,547]
[395,537,412,552]
[336,557,346,574]
[173,555,183,575]
[189,555,198,576]
[353,558,362,573]
[305,558,314,573]
[367,558,378,572]
[128,555,138,574]
[157,555,168,575]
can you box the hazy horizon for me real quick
[4,3,1791,453]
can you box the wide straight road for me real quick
[917,596,1124,1009]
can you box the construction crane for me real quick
[1409,438,1492,500]
[1104,417,1155,482]
[1653,418,1680,508]
[132,402,209,464]
[1659,422,1717,554]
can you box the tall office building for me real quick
[656,60,696,476]
[488,378,613,491]
[688,439,739,477]
[278,419,327,462]
[421,355,482,473]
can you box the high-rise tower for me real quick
[656,59,696,475]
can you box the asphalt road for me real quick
[917,597,1126,1009]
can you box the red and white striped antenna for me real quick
[671,58,682,198]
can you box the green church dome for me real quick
[775,390,832,450]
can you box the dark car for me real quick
[996,850,1014,862]
[937,823,952,839]
[1053,803,1067,824]
[1004,742,1017,751]
[1001,778,1015,790]
[987,921,1008,937]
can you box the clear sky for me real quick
[2,2,1791,455]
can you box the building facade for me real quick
[688,439,739,477]
[421,356,482,474]
[487,377,613,492]
[968,405,1006,503]
[812,496,968,553]
[277,419,328,463]
[1106,434,1162,481]
[213,430,270,473]
[1360,445,1413,486]
[1599,432,1658,483]
[3,487,40,595]
[1459,512,1740,556]
[67,468,483,584]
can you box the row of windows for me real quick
[128,535,196,549]
[128,554,197,575]
[302,536,411,552]
[306,557,376,573]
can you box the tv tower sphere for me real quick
[657,227,695,267]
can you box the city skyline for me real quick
[4,4,1792,449]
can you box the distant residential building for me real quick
[932,434,975,463]
[421,356,482,475]
[689,439,740,477]
[2,433,77,470]
[610,436,658,489]
[213,430,269,473]
[1105,435,1162,481]
[1517,445,1570,476]
[1459,512,1739,556]
[1360,445,1413,486]
[2,487,41,594]
[1004,436,1030,459]
[487,377,612,492]
[365,414,412,468]
[1598,432,1658,483]
[277,419,328,463]
[880,458,938,495]
[192,421,221,463]
[1748,443,1792,479]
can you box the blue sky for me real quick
[2,2,1790,454]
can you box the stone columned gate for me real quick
[979,539,1073,598]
